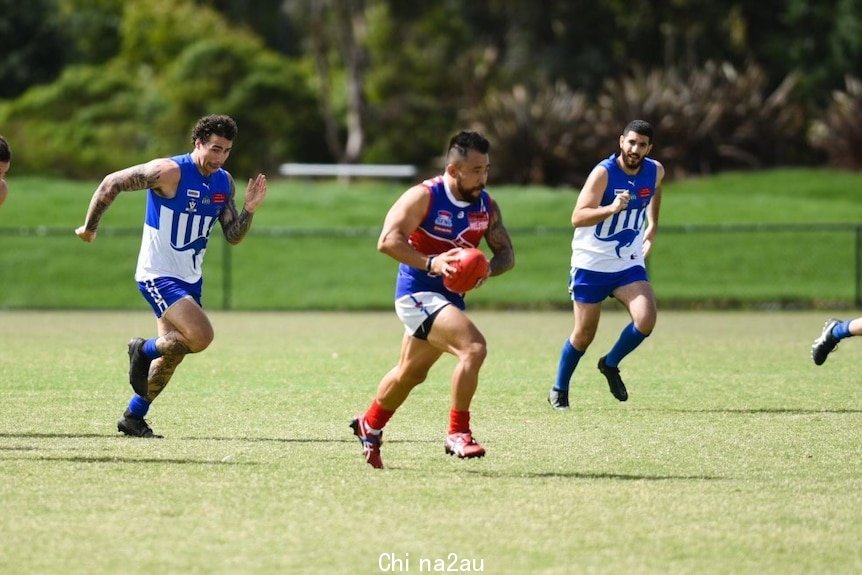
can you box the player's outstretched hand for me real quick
[244,174,267,213]
[75,225,96,243]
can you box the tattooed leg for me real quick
[145,351,186,402]
[144,298,214,401]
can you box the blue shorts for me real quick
[138,277,203,318]
[569,266,648,304]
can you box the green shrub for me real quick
[119,0,231,69]
[593,62,811,178]
[465,62,812,186]
[158,38,325,175]
[467,82,597,186]
[0,5,325,178]
[809,76,862,170]
[0,63,160,177]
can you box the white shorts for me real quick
[394,292,452,339]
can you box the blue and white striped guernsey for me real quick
[571,154,658,273]
[135,153,231,283]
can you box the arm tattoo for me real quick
[223,208,255,244]
[220,176,255,244]
[485,201,515,276]
[85,165,162,232]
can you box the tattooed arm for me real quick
[75,158,179,243]
[485,198,515,277]
[220,173,267,245]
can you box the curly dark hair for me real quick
[191,115,237,145]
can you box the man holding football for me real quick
[351,130,515,468]
[75,114,267,438]
[548,120,664,409]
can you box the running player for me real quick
[75,115,267,437]
[351,131,515,468]
[548,120,664,409]
[812,317,862,365]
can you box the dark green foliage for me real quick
[1,1,860,183]
[0,0,324,178]
[361,3,473,166]
[118,0,232,69]
[0,0,68,98]
[0,64,159,177]
[56,0,125,65]
[157,38,325,174]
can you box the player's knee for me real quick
[399,370,429,388]
[573,330,595,350]
[462,340,487,366]
[188,335,213,353]
[634,314,656,335]
[186,326,214,353]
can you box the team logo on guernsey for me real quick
[434,210,453,233]
[165,209,214,271]
[594,199,649,259]
[468,212,489,231]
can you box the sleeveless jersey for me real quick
[135,153,231,283]
[394,176,492,309]
[571,154,658,272]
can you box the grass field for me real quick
[1,310,860,574]
[2,168,862,309]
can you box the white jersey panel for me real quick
[570,155,657,273]
[135,205,215,283]
[570,221,645,272]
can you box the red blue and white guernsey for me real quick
[395,176,491,309]
[134,153,231,284]
[571,154,658,273]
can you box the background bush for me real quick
[1,1,860,184]
[809,76,862,170]
[0,0,324,179]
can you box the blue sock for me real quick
[143,338,162,360]
[605,323,648,367]
[127,394,151,417]
[554,339,585,392]
[832,320,853,340]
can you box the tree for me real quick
[290,0,368,163]
[56,0,125,65]
[0,0,67,99]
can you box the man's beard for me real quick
[457,177,483,204]
[622,153,643,170]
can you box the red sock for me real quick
[365,400,394,431]
[448,409,471,434]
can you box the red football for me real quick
[443,248,490,293]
